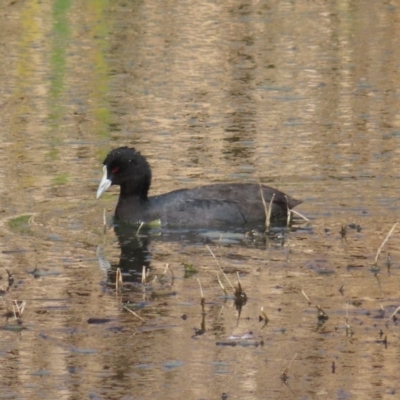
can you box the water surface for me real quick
[0,0,400,399]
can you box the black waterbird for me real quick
[96,147,302,227]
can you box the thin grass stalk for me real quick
[217,274,228,296]
[206,245,234,291]
[290,209,310,221]
[258,180,269,233]
[265,193,275,234]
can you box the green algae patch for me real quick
[53,173,69,185]
[8,215,33,234]
[145,219,161,228]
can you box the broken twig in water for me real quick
[159,264,171,282]
[197,278,205,312]
[197,278,204,300]
[141,265,151,284]
[13,300,26,319]
[116,268,123,291]
[236,272,242,294]
[234,272,247,315]
[285,195,292,228]
[234,272,247,301]
[259,306,269,325]
[301,290,312,305]
[301,290,328,322]
[281,353,297,383]
[136,222,144,236]
[340,225,347,240]
[387,252,391,274]
[345,302,354,337]
[103,209,107,234]
[123,306,146,322]
[374,222,398,266]
[265,193,275,234]
[387,305,400,322]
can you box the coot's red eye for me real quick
[112,167,119,173]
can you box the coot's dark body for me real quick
[96,147,302,227]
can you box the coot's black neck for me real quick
[120,177,151,201]
[115,193,150,224]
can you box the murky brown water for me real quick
[1,0,400,399]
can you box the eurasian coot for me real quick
[96,147,302,226]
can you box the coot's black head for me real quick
[96,147,152,200]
